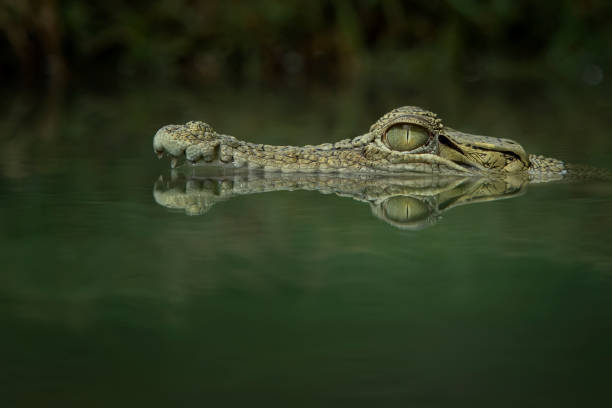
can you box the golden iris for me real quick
[382,196,430,223]
[385,124,430,151]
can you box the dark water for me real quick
[2,78,612,407]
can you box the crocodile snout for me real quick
[153,121,219,167]
[154,125,189,157]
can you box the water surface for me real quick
[1,79,612,407]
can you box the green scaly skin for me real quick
[153,106,609,182]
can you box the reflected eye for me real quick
[385,124,430,151]
[382,196,430,223]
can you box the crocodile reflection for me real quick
[153,170,526,230]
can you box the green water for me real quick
[1,79,612,407]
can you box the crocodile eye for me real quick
[385,124,430,151]
[382,196,430,223]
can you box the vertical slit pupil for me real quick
[386,124,429,151]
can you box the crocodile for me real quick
[154,171,526,230]
[153,106,609,182]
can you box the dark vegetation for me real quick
[1,0,610,85]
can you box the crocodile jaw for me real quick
[154,121,488,175]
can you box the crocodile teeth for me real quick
[156,151,164,159]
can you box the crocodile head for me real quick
[153,106,533,175]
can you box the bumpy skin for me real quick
[153,106,606,182]
[154,172,526,230]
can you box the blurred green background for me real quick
[1,0,610,86]
[2,2,612,407]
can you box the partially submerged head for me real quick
[366,106,529,173]
[153,105,531,174]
